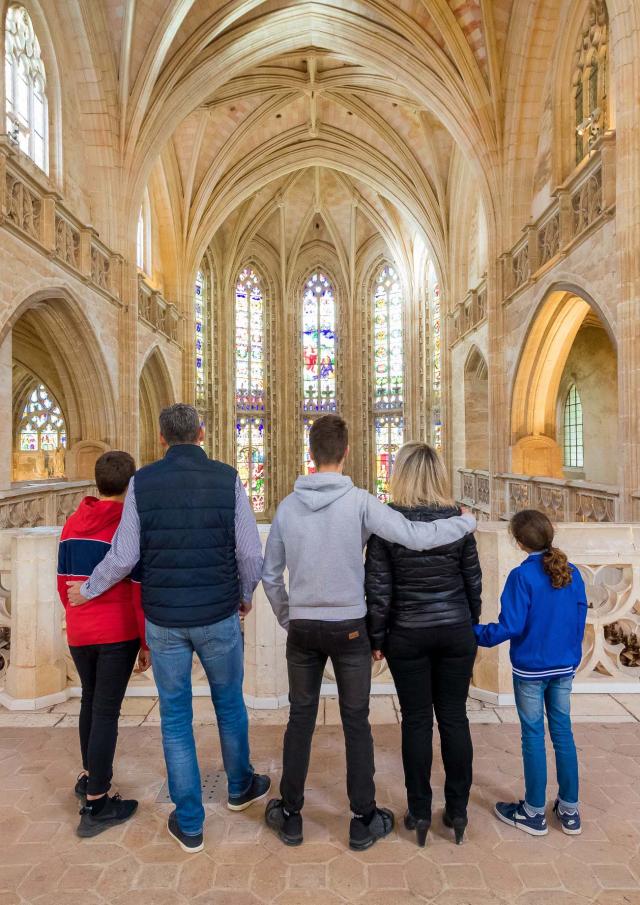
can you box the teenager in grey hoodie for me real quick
[262,415,476,852]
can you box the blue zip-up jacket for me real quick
[474,553,588,681]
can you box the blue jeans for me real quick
[146,613,253,835]
[513,675,579,811]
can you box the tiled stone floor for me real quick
[2,702,640,904]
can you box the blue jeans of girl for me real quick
[513,675,579,812]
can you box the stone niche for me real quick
[65,441,110,481]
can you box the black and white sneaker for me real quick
[76,794,137,838]
[265,798,303,846]
[167,810,204,853]
[74,773,88,801]
[227,773,271,811]
[553,800,582,835]
[349,807,395,851]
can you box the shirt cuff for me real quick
[81,579,95,599]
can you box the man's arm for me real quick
[261,512,289,630]
[67,478,140,605]
[362,493,475,551]
[235,476,264,609]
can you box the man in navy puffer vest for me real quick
[67,404,271,853]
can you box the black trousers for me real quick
[69,639,140,796]
[281,617,376,815]
[386,622,477,820]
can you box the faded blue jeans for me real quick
[146,613,254,835]
[513,675,579,812]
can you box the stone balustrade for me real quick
[1,521,639,710]
[0,480,97,530]
[137,276,181,345]
[501,134,615,300]
[449,279,487,346]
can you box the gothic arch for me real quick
[510,283,616,476]
[138,345,175,466]
[5,287,117,449]
[464,346,489,471]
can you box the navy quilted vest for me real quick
[134,444,239,627]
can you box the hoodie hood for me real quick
[67,496,124,536]
[293,473,354,511]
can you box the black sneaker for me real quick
[76,794,138,838]
[265,798,303,846]
[167,810,204,853]
[227,773,271,812]
[74,773,88,801]
[349,807,395,851]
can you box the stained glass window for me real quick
[18,384,66,451]
[235,267,266,512]
[5,6,47,172]
[236,416,265,512]
[302,272,337,474]
[372,265,404,501]
[302,272,336,414]
[195,269,205,406]
[564,385,584,468]
[136,189,151,273]
[429,262,443,451]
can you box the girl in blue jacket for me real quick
[475,510,587,837]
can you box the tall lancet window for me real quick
[302,271,337,474]
[235,267,266,513]
[428,260,443,451]
[373,264,404,502]
[563,385,584,469]
[194,269,206,406]
[5,5,48,172]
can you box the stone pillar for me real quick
[2,528,67,708]
[0,329,12,490]
[119,260,139,456]
[242,525,288,707]
[472,524,523,702]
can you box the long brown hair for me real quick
[509,510,573,589]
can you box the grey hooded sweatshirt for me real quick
[262,473,476,629]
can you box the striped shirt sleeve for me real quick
[235,476,264,602]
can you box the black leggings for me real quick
[70,639,139,796]
[386,622,477,821]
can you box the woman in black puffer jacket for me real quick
[365,442,481,848]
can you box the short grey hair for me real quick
[159,403,201,445]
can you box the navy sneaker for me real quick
[494,800,548,836]
[265,798,303,846]
[227,773,271,812]
[167,810,204,853]
[553,800,582,835]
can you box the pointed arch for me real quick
[139,345,175,466]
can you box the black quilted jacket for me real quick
[365,504,482,650]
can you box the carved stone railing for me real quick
[449,278,488,346]
[0,481,96,530]
[458,468,491,519]
[0,138,126,304]
[138,275,181,345]
[492,473,619,523]
[502,134,615,301]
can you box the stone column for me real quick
[119,260,139,457]
[2,528,67,707]
[242,525,288,707]
[0,330,12,491]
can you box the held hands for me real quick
[135,649,152,673]
[372,650,385,662]
[67,581,89,607]
[239,600,253,620]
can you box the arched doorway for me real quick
[7,292,117,483]
[510,287,617,483]
[464,346,489,471]
[139,348,174,466]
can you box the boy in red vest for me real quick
[57,451,149,838]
